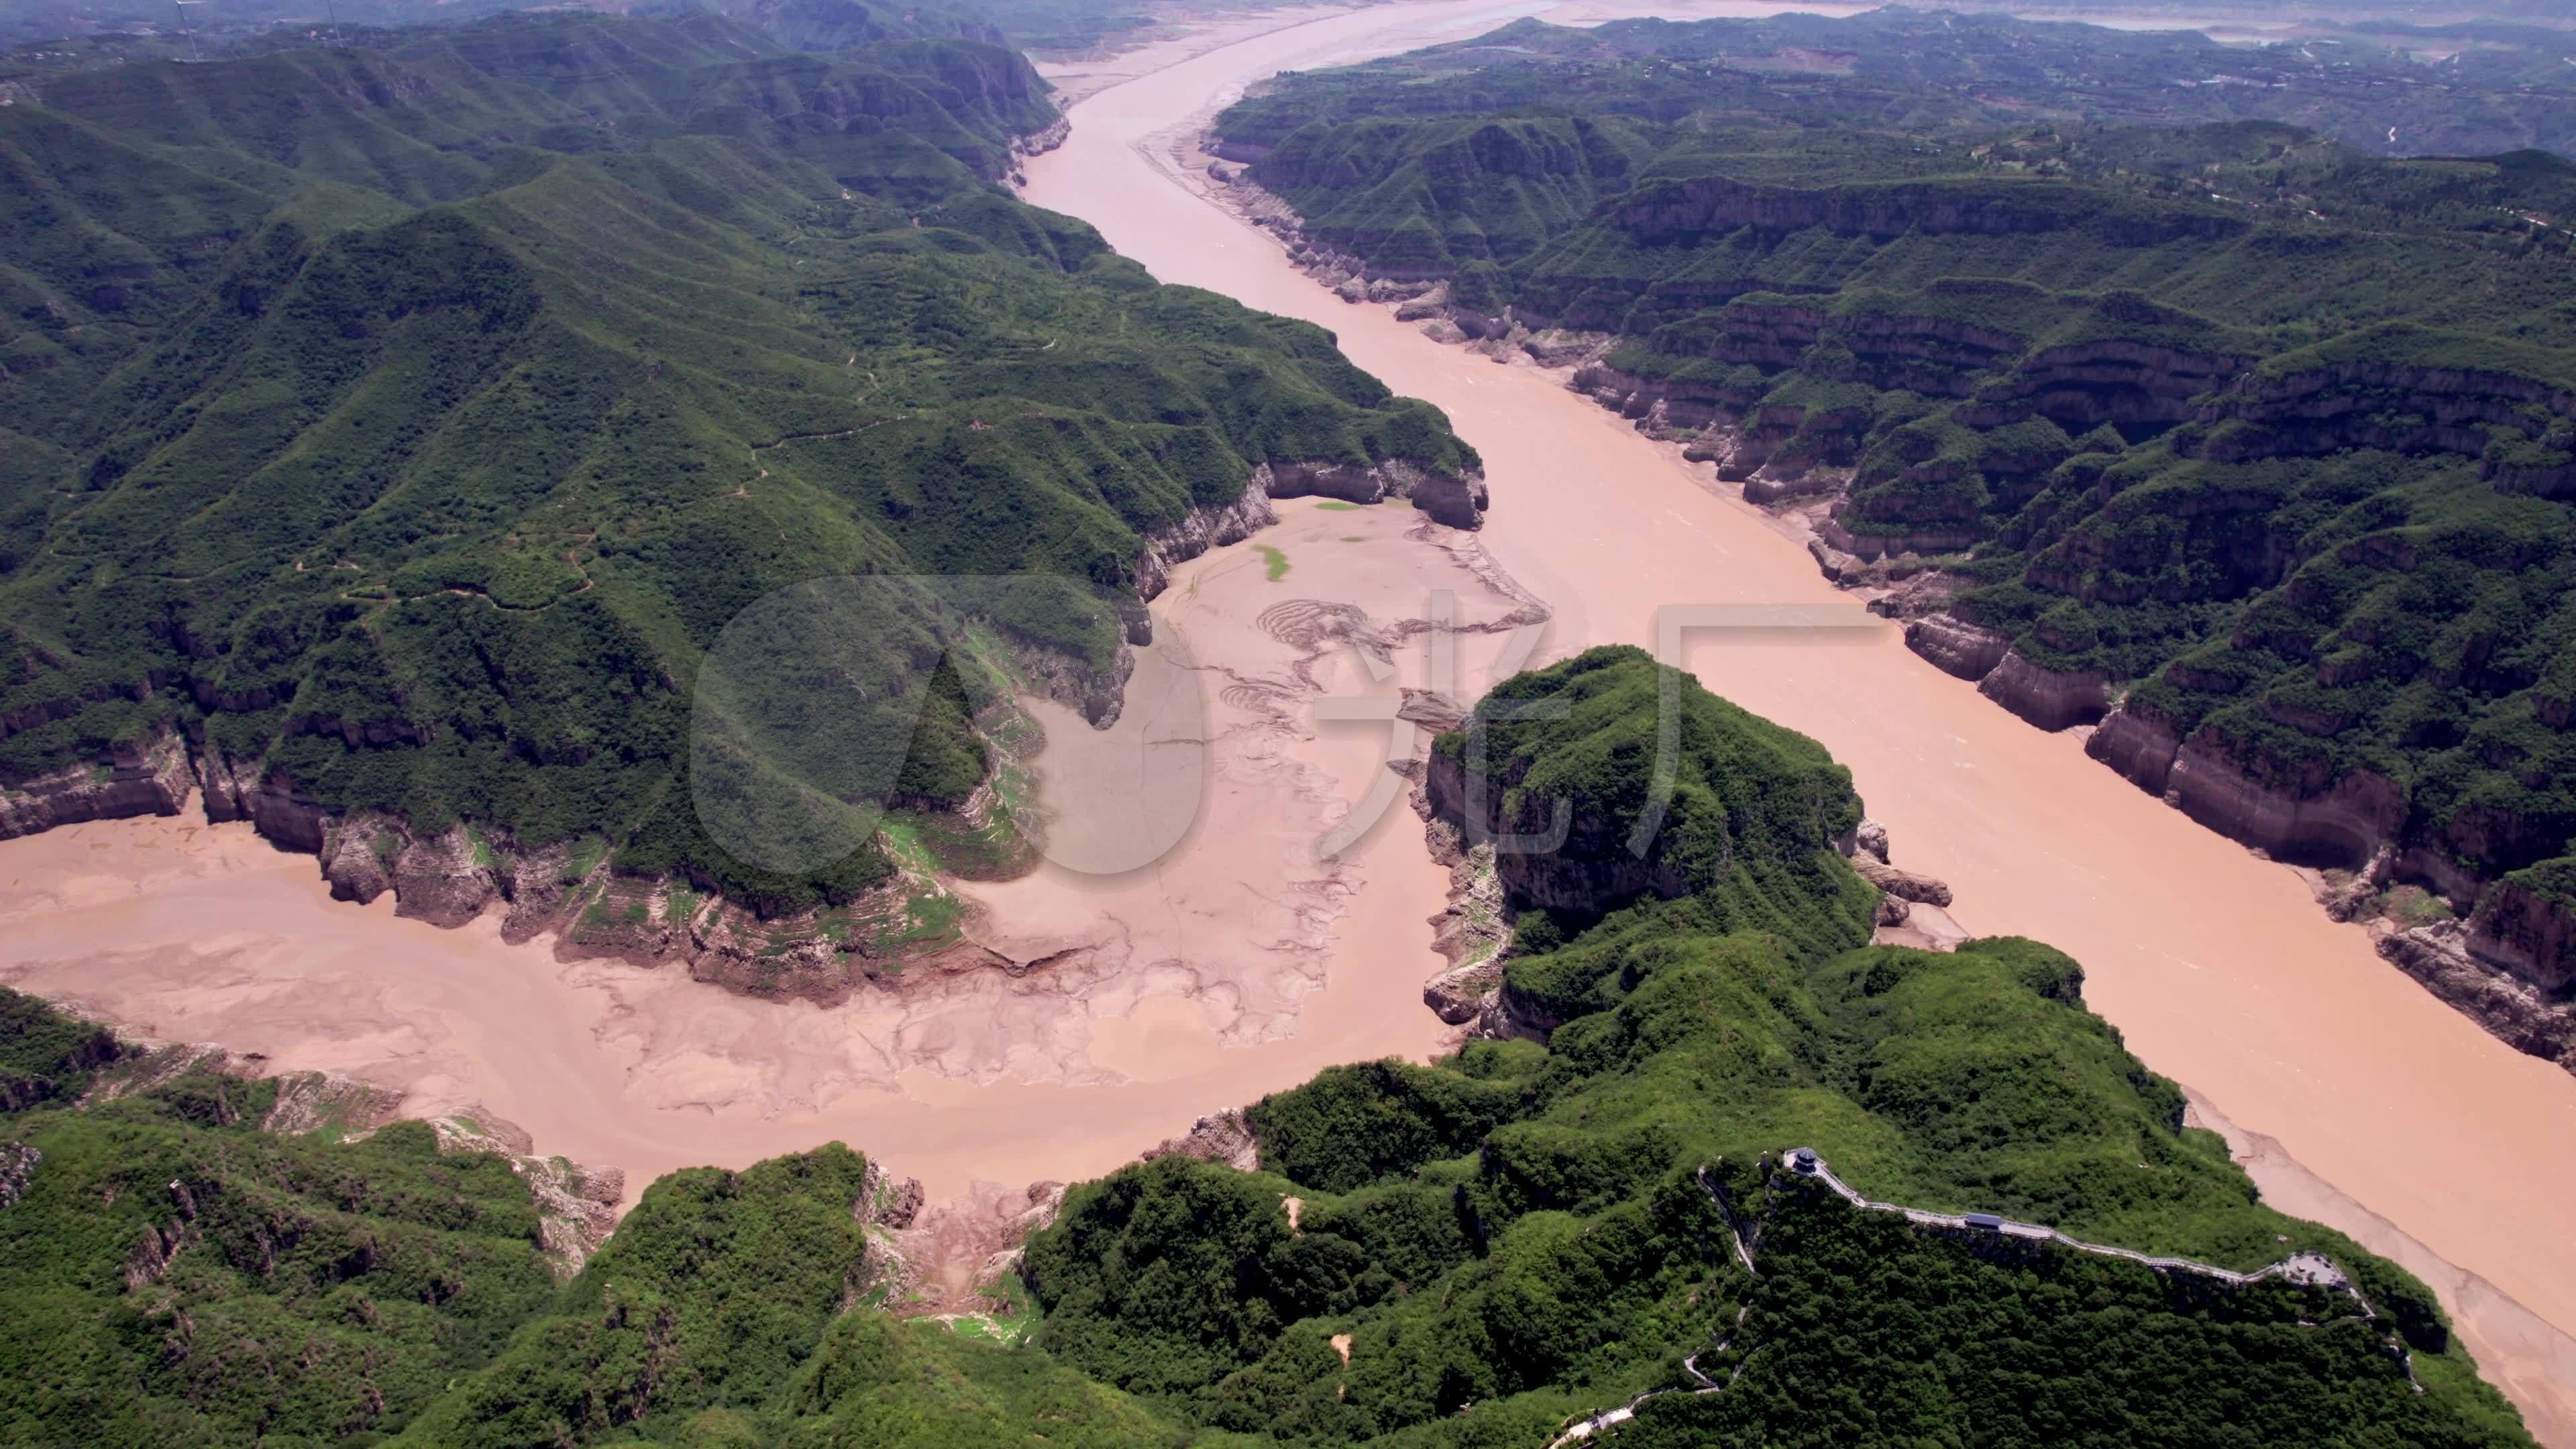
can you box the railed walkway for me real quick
[1790,1148,2361,1295]
[1546,1148,2408,1446]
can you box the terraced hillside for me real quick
[0,10,1483,985]
[1211,12,2576,1071]
[0,654,2536,1446]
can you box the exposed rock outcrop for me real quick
[857,1157,928,1231]
[0,727,194,839]
[1258,458,1488,531]
[0,1144,38,1210]
[1397,688,1470,734]
[1904,614,2012,682]
[1855,856,1953,908]
[1004,115,1071,182]
[1136,488,1279,602]
[881,1178,1066,1334]
[429,1111,624,1275]
[1837,818,1968,950]
[1422,837,1508,1025]
[2377,925,2576,1071]
[262,1069,404,1136]
[312,816,504,927]
[1142,1108,1260,1171]
[123,1197,199,1291]
[2467,875,2576,995]
[2092,704,2408,872]
[2163,739,2406,871]
[1903,619,2114,732]
[1976,649,2112,732]
[2085,701,2186,796]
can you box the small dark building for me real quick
[1790,1149,1818,1174]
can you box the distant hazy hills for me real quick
[1,0,1188,55]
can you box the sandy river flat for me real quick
[0,496,1523,1207]
[1021,0,2576,1432]
[0,1,2570,1438]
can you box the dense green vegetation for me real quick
[1215,11,2576,938]
[0,990,566,1445]
[0,9,1475,916]
[0,0,1240,58]
[0,644,2541,1443]
[1428,645,1878,965]
[1218,11,2576,162]
[0,985,1214,1448]
[1016,652,2530,1446]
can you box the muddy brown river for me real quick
[1,1,2571,1436]
[1022,0,2576,1428]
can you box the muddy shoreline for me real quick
[3,1,2573,1436]
[1211,158,2576,1081]
[1016,3,2576,1436]
[0,497,1519,1196]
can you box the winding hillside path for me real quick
[1020,7,2576,1437]
[1547,1149,2404,1446]
[1786,1148,2369,1297]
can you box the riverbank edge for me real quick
[0,443,1490,1008]
[1191,153,2576,1082]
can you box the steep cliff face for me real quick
[2086,700,2187,796]
[1259,456,1489,530]
[2467,864,2576,995]
[1134,490,1280,600]
[2187,354,2576,471]
[1602,174,2247,248]
[1904,616,2011,682]
[2379,924,2576,1071]
[2164,740,2406,871]
[1961,339,2251,433]
[0,729,195,839]
[1976,650,2113,732]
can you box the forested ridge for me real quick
[0,651,2536,1445]
[1212,9,2576,1066]
[0,0,1226,56]
[0,7,1481,953]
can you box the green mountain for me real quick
[0,0,1191,58]
[0,652,2536,1446]
[1214,11,2576,162]
[0,13,1482,977]
[1212,13,2576,1072]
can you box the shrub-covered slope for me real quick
[0,13,1481,952]
[0,983,1220,1448]
[1216,11,2576,162]
[1213,13,2576,1069]
[0,657,2540,1445]
[1018,650,2533,1446]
